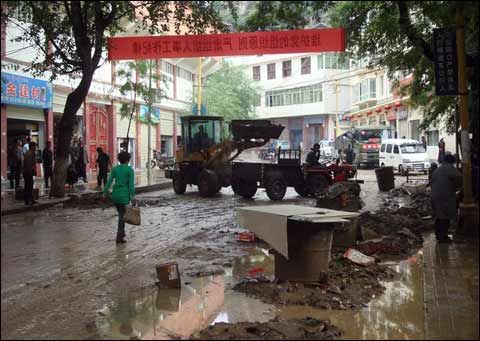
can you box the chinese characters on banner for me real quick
[108,28,345,61]
[1,72,53,109]
[433,28,458,96]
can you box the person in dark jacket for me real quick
[96,147,112,189]
[345,144,355,164]
[42,141,53,188]
[438,138,446,163]
[431,153,461,243]
[305,143,321,167]
[23,142,37,205]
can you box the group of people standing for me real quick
[7,137,53,205]
[7,135,114,205]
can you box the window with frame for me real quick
[386,144,393,153]
[265,84,322,107]
[320,53,350,69]
[267,63,276,79]
[301,57,311,74]
[393,145,399,154]
[253,66,260,81]
[162,61,174,74]
[282,60,292,77]
[381,144,386,152]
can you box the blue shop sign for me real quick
[139,105,160,124]
[1,73,53,109]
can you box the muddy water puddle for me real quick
[96,248,424,340]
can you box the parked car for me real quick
[379,138,430,175]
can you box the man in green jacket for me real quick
[103,151,135,243]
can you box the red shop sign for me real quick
[108,28,345,60]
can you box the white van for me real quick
[379,139,430,175]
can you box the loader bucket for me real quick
[230,120,284,141]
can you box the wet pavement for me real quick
[1,169,478,340]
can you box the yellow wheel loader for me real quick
[165,116,284,197]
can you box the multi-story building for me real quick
[233,51,455,160]
[345,62,456,161]
[230,52,352,149]
[1,14,218,179]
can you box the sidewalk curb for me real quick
[1,181,172,216]
[1,198,70,216]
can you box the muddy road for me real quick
[1,169,424,339]
[1,184,317,339]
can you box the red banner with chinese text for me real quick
[108,28,345,61]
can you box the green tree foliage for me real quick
[241,1,479,135]
[116,61,165,125]
[2,1,234,197]
[202,61,260,122]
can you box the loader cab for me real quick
[181,116,224,155]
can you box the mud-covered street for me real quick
[1,170,478,340]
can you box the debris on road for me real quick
[344,248,376,266]
[233,253,395,310]
[194,317,342,340]
[235,231,257,242]
[155,263,181,289]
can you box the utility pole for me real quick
[456,6,478,234]
[197,57,203,115]
[334,80,340,138]
[147,59,152,186]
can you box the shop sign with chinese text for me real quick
[433,29,458,96]
[108,28,345,60]
[1,73,53,109]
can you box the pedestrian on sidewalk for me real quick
[438,137,446,163]
[96,147,112,189]
[22,136,30,155]
[42,141,53,188]
[23,142,37,206]
[8,139,22,189]
[431,153,461,243]
[103,151,135,244]
[76,139,89,183]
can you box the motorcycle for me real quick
[145,150,175,169]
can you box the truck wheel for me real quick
[172,172,187,194]
[308,175,329,195]
[294,184,308,197]
[232,178,257,198]
[266,174,287,201]
[198,170,219,197]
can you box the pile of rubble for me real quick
[233,253,395,310]
[63,192,109,210]
[194,317,342,340]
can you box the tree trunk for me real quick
[50,71,94,198]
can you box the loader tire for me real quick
[172,172,187,194]
[198,170,219,197]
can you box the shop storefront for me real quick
[1,72,53,178]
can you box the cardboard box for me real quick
[155,262,181,289]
